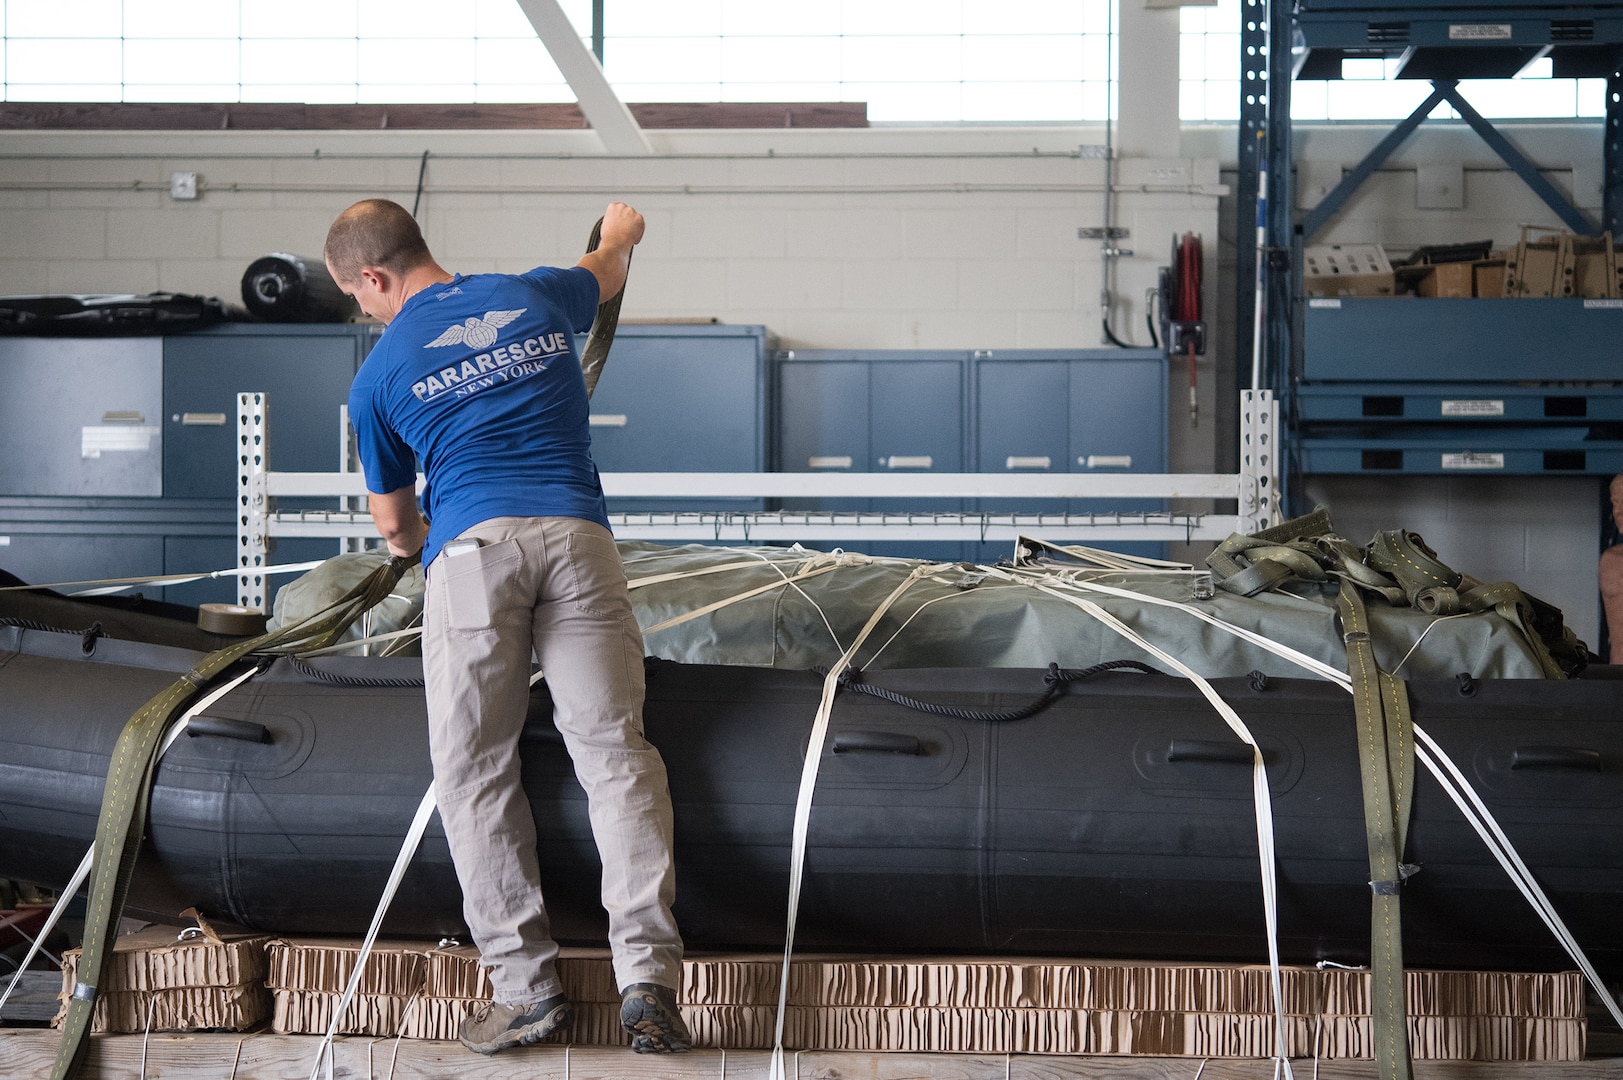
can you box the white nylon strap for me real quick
[1047,572,1623,1031]
[308,783,438,1080]
[626,555,810,590]
[0,560,328,597]
[642,563,843,636]
[769,566,931,1080]
[0,666,260,1018]
[1410,726,1623,1031]
[1031,583,1295,1079]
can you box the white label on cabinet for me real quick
[809,456,853,469]
[1442,452,1505,471]
[1083,454,1134,469]
[884,456,933,470]
[589,414,628,427]
[1449,23,1511,40]
[82,425,159,459]
[1006,456,1052,470]
[1308,298,1341,309]
[0,536,9,547]
[1440,400,1504,417]
[1584,299,1623,309]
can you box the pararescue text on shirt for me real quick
[412,331,574,403]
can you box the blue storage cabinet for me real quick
[972,349,1168,562]
[776,350,969,560]
[163,324,373,499]
[584,324,772,513]
[162,324,377,607]
[0,326,376,610]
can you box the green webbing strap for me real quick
[579,215,628,400]
[1337,578,1416,1080]
[52,553,419,1080]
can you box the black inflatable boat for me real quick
[3,578,1622,978]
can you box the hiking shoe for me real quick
[458,993,572,1055]
[619,982,692,1053]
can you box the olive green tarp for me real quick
[268,540,1557,680]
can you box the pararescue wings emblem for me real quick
[423,309,526,350]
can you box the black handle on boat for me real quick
[187,716,271,744]
[832,730,923,755]
[1166,739,1253,765]
[1510,745,1602,771]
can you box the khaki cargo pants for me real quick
[421,516,682,1005]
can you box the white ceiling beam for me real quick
[515,0,652,155]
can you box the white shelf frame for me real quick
[235,390,1278,609]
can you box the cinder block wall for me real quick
[0,128,1220,355]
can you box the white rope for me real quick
[0,666,259,1018]
[642,562,843,636]
[1387,612,1471,677]
[860,583,1027,668]
[1030,582,1295,1080]
[627,557,806,590]
[0,559,327,596]
[139,992,157,1079]
[307,783,439,1080]
[768,566,932,1080]
[296,626,424,656]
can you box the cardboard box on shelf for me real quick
[1571,232,1621,299]
[1506,225,1576,297]
[1417,262,1477,298]
[1474,259,1508,298]
[1303,244,1395,298]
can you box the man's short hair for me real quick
[324,199,432,283]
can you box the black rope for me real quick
[285,654,425,689]
[0,617,97,636]
[812,659,1161,723]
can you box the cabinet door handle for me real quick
[1510,745,1602,770]
[808,456,853,469]
[1166,738,1253,765]
[884,455,933,470]
[589,414,628,427]
[180,412,228,426]
[1005,455,1051,471]
[833,730,923,755]
[1083,454,1133,469]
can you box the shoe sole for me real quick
[460,1001,573,1055]
[620,992,692,1054]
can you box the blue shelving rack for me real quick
[1235,1,1623,491]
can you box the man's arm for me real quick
[369,486,429,558]
[576,201,645,301]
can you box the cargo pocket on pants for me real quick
[439,538,521,632]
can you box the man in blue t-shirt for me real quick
[325,198,689,1056]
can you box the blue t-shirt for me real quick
[348,265,606,566]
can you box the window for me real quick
[0,0,1120,123]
